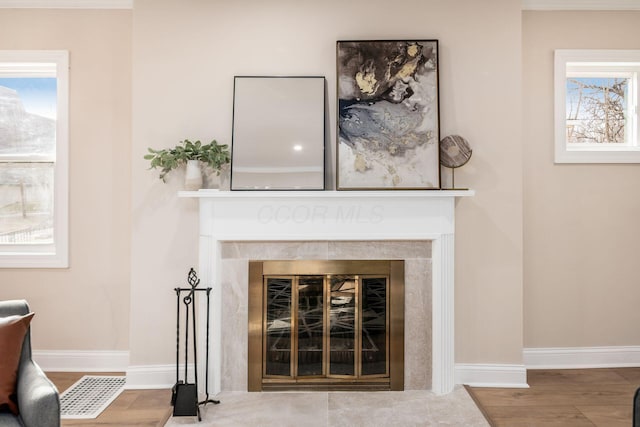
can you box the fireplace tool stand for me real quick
[172,268,220,422]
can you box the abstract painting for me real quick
[336,40,440,189]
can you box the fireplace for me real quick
[247,260,404,391]
[182,189,473,395]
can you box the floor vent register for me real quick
[60,375,126,419]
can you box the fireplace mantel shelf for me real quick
[179,189,475,199]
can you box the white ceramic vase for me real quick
[184,160,203,190]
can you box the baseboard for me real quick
[125,364,196,390]
[455,363,529,388]
[125,364,175,389]
[129,363,529,391]
[33,350,129,372]
[524,346,640,369]
[34,347,639,389]
[133,363,530,390]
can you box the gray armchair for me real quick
[0,300,60,427]
[634,386,640,427]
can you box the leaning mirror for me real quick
[231,76,325,190]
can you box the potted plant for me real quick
[144,139,231,189]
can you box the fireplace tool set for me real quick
[172,268,219,421]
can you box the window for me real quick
[555,50,640,163]
[0,51,68,268]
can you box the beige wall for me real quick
[523,11,640,348]
[2,3,636,375]
[131,0,524,367]
[0,10,132,351]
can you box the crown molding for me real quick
[3,0,638,11]
[3,0,637,11]
[0,0,132,8]
[523,0,640,10]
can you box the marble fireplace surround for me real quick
[180,190,473,396]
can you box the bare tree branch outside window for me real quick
[566,77,628,144]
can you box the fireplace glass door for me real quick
[249,260,403,391]
[263,274,389,384]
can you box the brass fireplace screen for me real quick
[248,260,404,391]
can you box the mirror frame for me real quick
[231,76,326,191]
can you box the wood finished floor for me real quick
[47,372,172,427]
[467,368,640,426]
[48,368,640,426]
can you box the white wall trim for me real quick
[5,0,640,12]
[525,346,640,369]
[127,363,531,391]
[455,364,529,388]
[126,364,191,390]
[33,350,129,372]
[523,0,640,10]
[126,365,174,390]
[0,0,132,8]
[0,50,69,268]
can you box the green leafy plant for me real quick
[144,139,231,182]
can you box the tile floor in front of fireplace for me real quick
[164,386,489,427]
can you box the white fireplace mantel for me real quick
[180,189,474,395]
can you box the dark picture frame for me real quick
[336,40,440,190]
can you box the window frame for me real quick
[554,49,640,163]
[0,50,69,268]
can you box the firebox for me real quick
[248,260,404,391]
